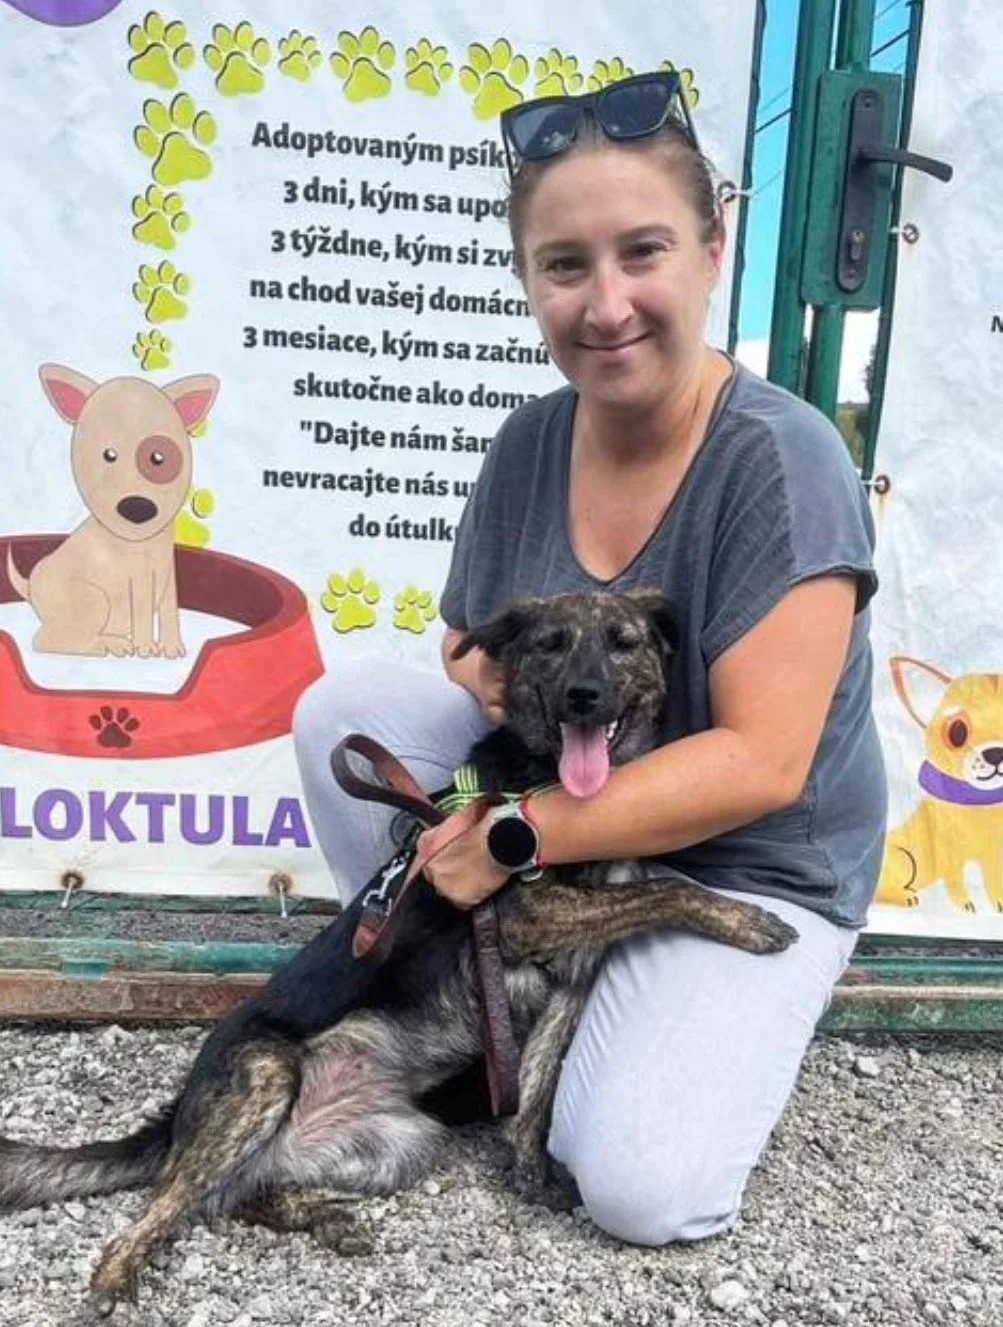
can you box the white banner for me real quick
[0,0,759,898]
[870,0,1003,938]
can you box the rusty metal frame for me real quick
[1,919,1001,1032]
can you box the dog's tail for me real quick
[5,546,30,602]
[0,1108,174,1210]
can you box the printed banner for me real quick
[0,0,759,898]
[869,0,1003,938]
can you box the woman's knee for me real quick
[563,1135,743,1246]
[292,658,387,748]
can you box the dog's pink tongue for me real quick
[559,724,610,799]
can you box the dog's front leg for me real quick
[90,1049,296,1314]
[127,567,158,659]
[509,984,585,1204]
[157,555,185,658]
[499,879,798,963]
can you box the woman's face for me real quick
[520,148,725,415]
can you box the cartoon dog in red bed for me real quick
[6,364,218,658]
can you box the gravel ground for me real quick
[0,1025,1000,1327]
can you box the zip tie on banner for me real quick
[60,870,84,909]
[269,871,293,920]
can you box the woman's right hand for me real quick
[441,628,507,724]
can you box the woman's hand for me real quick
[441,628,507,724]
[419,811,510,909]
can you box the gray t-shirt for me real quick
[440,362,887,928]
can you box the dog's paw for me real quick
[742,907,799,953]
[90,1240,141,1316]
[510,1151,579,1211]
[94,635,135,658]
[313,1208,373,1256]
[510,1148,549,1200]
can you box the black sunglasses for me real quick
[500,70,699,177]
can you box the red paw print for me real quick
[89,706,141,749]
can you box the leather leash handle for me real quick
[331,733,446,829]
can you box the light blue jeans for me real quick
[292,659,857,1245]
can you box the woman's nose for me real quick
[585,263,632,329]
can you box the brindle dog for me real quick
[0,590,798,1314]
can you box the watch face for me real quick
[487,814,537,870]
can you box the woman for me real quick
[293,72,886,1245]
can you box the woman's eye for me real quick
[626,241,664,262]
[543,255,583,277]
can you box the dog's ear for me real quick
[627,588,679,656]
[450,604,534,661]
[162,375,220,434]
[38,364,98,424]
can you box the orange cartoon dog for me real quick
[6,364,218,658]
[877,658,1003,913]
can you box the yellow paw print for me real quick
[135,94,215,187]
[587,57,634,92]
[534,50,584,97]
[330,28,395,102]
[131,185,190,250]
[278,29,323,82]
[175,487,214,548]
[204,22,271,96]
[127,11,195,90]
[133,260,190,323]
[660,60,700,109]
[132,329,173,371]
[405,39,453,96]
[321,570,381,632]
[393,587,438,636]
[459,39,530,119]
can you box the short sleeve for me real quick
[439,483,482,629]
[700,407,877,664]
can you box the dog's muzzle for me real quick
[117,495,159,524]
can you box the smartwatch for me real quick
[486,800,543,877]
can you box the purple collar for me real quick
[919,761,1003,806]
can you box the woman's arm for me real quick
[422,575,857,905]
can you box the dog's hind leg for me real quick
[234,1187,373,1256]
[90,1047,297,1314]
[501,878,800,961]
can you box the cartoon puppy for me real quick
[6,364,218,658]
[877,658,1003,913]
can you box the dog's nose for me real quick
[564,681,603,718]
[116,496,158,525]
[984,746,1003,767]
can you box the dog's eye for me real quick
[535,629,568,654]
[608,626,641,651]
[102,447,117,463]
[945,717,970,749]
[150,450,165,466]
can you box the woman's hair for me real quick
[507,119,724,280]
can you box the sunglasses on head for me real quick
[500,70,700,177]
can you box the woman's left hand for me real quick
[419,811,510,909]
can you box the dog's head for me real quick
[454,590,677,798]
[890,657,1003,793]
[39,364,218,543]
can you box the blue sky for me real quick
[738,0,913,343]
